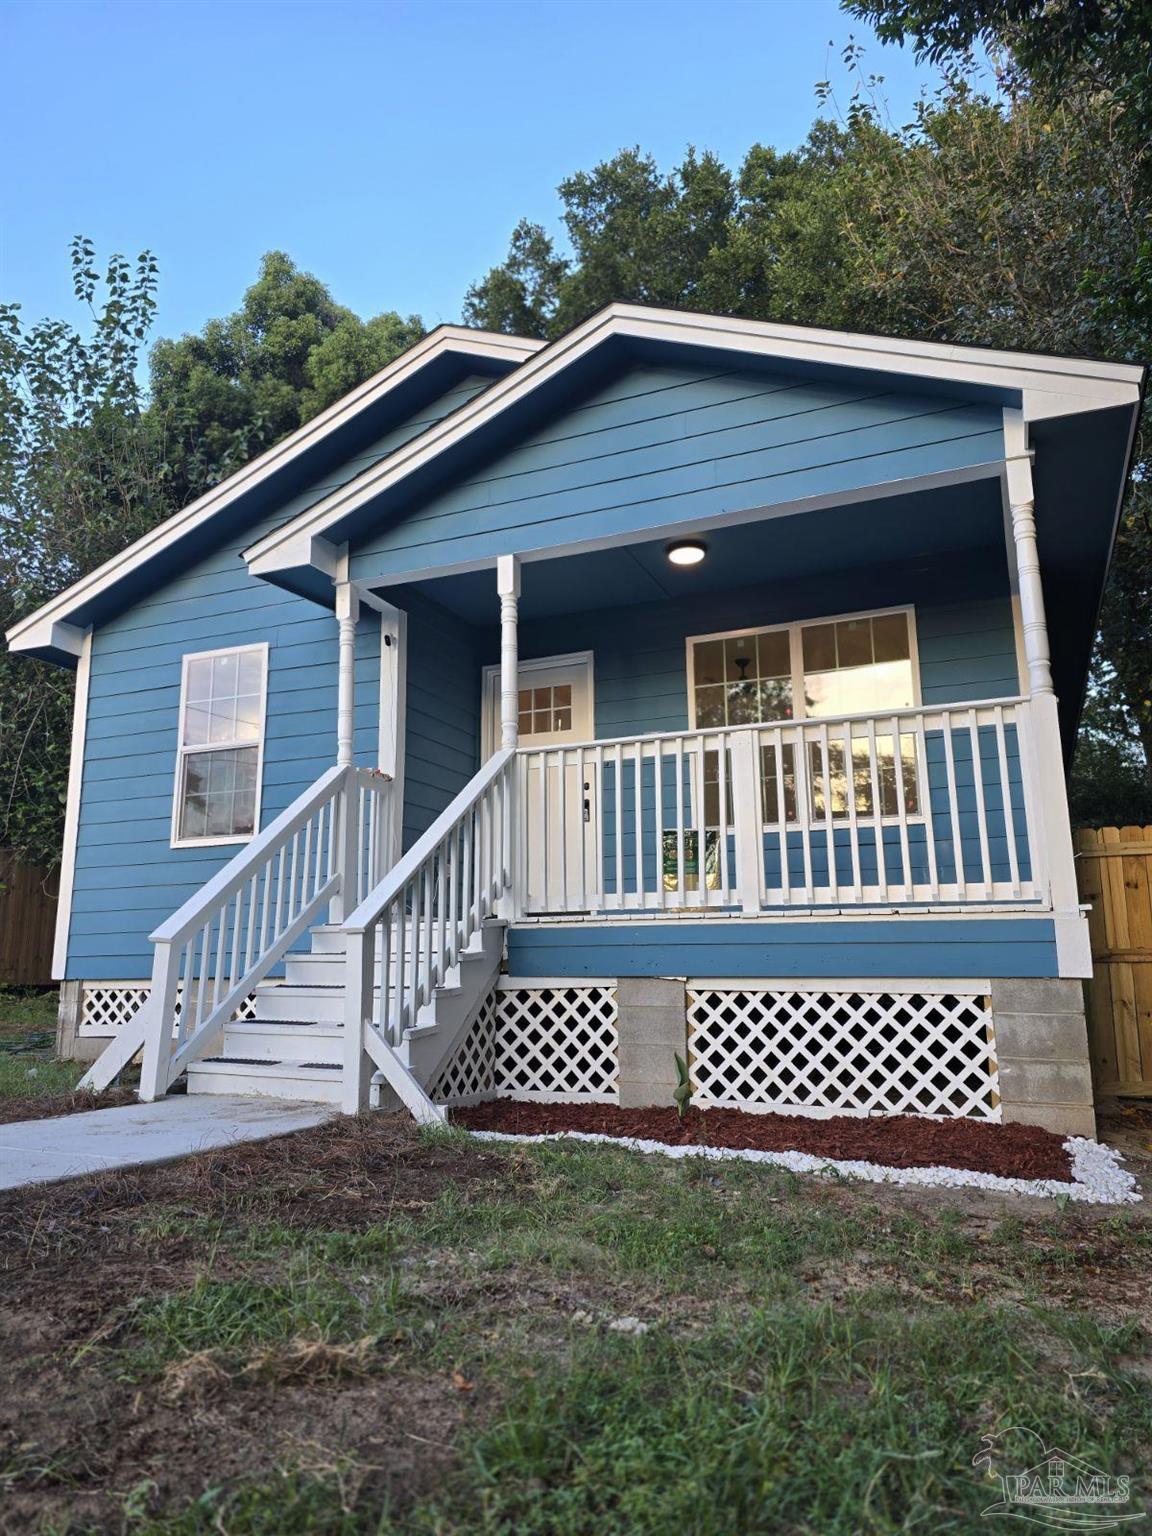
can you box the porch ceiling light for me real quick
[666,539,707,567]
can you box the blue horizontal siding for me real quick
[394,588,482,851]
[506,917,1058,980]
[350,363,1003,580]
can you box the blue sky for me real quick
[1,0,938,347]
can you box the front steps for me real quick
[186,919,503,1104]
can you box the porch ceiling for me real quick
[399,476,1007,625]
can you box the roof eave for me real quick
[5,325,544,663]
[242,301,1145,580]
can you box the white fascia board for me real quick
[243,303,1144,579]
[5,326,543,658]
[613,307,1144,418]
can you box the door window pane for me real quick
[516,681,579,738]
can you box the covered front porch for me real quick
[346,461,1077,931]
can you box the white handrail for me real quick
[150,766,345,947]
[342,748,515,1118]
[81,762,392,1099]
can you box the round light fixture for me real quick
[666,539,707,567]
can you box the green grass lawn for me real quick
[2,1116,1149,1535]
[0,987,87,1101]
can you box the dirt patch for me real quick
[452,1101,1074,1181]
[0,1118,512,1530]
[0,1085,138,1125]
[0,1312,475,1534]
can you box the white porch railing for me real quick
[517,697,1043,916]
[81,764,392,1097]
[341,747,515,1120]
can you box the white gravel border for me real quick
[467,1128,1140,1204]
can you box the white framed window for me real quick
[687,607,921,826]
[687,606,919,730]
[171,644,268,847]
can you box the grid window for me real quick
[517,683,573,738]
[689,610,920,826]
[175,647,266,842]
[692,627,792,729]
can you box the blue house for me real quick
[8,305,1144,1138]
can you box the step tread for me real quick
[193,1057,341,1074]
[229,1020,343,1032]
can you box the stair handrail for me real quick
[79,762,391,1098]
[341,747,516,1119]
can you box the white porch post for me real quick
[331,580,360,923]
[497,555,521,919]
[497,555,521,750]
[1004,414,1081,931]
[336,580,359,769]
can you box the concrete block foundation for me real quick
[615,977,688,1109]
[991,978,1096,1139]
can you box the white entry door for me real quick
[482,653,596,912]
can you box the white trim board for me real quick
[6,327,542,660]
[243,301,1143,581]
[52,629,93,980]
[376,601,407,868]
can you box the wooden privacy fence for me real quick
[1076,826,1152,1098]
[0,851,59,986]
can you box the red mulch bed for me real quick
[451,1100,1074,1182]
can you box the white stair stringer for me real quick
[393,921,504,1088]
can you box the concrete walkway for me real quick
[0,1095,336,1191]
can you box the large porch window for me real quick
[689,608,920,827]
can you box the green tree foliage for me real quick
[0,239,174,866]
[149,251,425,502]
[845,0,1152,169]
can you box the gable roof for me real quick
[5,325,543,663]
[241,302,1145,586]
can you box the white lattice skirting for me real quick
[432,985,619,1104]
[78,981,260,1037]
[687,987,1001,1121]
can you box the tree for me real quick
[839,0,1151,818]
[150,251,424,502]
[844,0,1152,158]
[0,239,174,866]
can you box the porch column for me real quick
[1004,421,1081,929]
[1009,491,1054,698]
[497,555,521,750]
[336,580,359,768]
